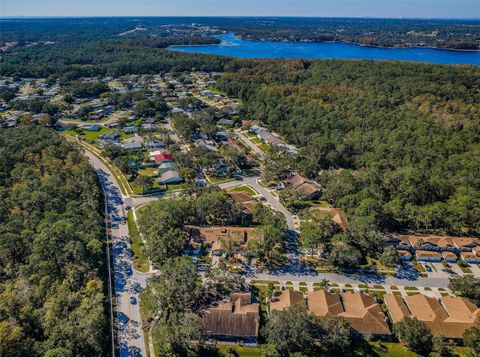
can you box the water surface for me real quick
[171,33,480,65]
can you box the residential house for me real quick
[123,125,138,134]
[156,162,177,174]
[100,131,119,141]
[152,153,173,164]
[308,290,391,338]
[82,124,101,132]
[122,142,143,150]
[158,170,183,185]
[145,140,166,149]
[385,234,480,263]
[142,123,158,131]
[185,226,263,257]
[270,290,306,312]
[315,207,349,230]
[217,118,233,126]
[200,90,214,98]
[415,250,442,262]
[398,250,413,261]
[285,173,322,199]
[384,294,480,339]
[201,292,260,343]
[215,130,229,141]
[228,191,257,215]
[460,251,480,264]
[171,107,184,114]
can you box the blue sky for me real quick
[1,1,479,18]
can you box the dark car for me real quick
[129,296,137,305]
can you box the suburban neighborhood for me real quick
[1,66,480,357]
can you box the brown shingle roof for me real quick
[308,290,391,336]
[228,191,257,214]
[384,294,480,339]
[286,173,322,197]
[308,289,344,316]
[391,234,479,251]
[415,251,442,259]
[187,226,262,245]
[315,207,349,230]
[270,290,306,312]
[201,292,260,338]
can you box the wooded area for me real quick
[217,59,480,234]
[0,127,108,356]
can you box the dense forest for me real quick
[0,18,225,79]
[217,59,480,234]
[0,127,108,356]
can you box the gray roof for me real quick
[122,142,143,150]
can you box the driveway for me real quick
[234,129,266,158]
[218,176,295,231]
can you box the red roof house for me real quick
[152,153,173,164]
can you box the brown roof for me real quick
[441,251,457,259]
[461,251,479,259]
[228,191,253,203]
[286,173,322,197]
[315,207,349,230]
[201,292,260,338]
[384,294,480,339]
[270,290,306,312]
[415,251,442,258]
[308,290,391,336]
[187,226,262,245]
[390,234,480,250]
[228,191,257,214]
[307,289,344,316]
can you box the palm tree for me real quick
[319,278,330,290]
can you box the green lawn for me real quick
[227,184,258,196]
[369,342,419,357]
[208,176,236,185]
[137,168,158,177]
[259,143,271,152]
[81,127,114,141]
[217,346,262,357]
[127,210,150,273]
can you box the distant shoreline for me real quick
[170,33,480,54]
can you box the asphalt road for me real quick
[218,176,295,231]
[84,150,147,357]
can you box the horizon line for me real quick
[1,15,480,21]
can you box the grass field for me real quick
[217,346,262,357]
[369,342,419,357]
[127,210,150,273]
[227,184,258,196]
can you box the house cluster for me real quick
[249,124,298,154]
[148,148,183,185]
[201,292,259,343]
[386,234,480,263]
[384,294,480,339]
[201,289,480,343]
[185,226,263,257]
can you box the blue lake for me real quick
[171,33,480,66]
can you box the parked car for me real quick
[129,296,137,305]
